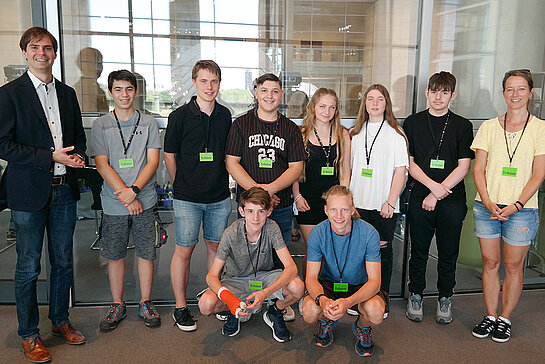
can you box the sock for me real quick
[498,316,511,325]
[486,315,496,321]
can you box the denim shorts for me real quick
[473,200,539,246]
[173,196,232,247]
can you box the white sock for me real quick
[498,316,511,325]
[486,315,496,321]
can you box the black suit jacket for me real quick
[0,72,87,211]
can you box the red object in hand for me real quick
[218,288,245,317]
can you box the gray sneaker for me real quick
[406,293,423,322]
[436,297,452,324]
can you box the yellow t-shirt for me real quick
[471,115,545,209]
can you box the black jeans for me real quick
[380,243,393,293]
[407,196,467,298]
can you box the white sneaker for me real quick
[298,298,304,316]
[347,308,359,316]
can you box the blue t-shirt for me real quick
[307,219,380,285]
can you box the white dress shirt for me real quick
[28,71,66,176]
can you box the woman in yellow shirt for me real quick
[471,69,545,343]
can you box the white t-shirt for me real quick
[350,121,409,212]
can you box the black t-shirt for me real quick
[225,109,305,209]
[164,96,232,203]
[403,109,474,200]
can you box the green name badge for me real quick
[502,166,517,177]
[361,168,373,178]
[199,152,213,162]
[259,158,273,168]
[333,282,348,292]
[321,166,334,175]
[430,159,445,169]
[119,158,134,169]
[249,280,263,290]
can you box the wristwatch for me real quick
[315,293,325,306]
[130,185,141,195]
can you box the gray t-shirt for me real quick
[90,111,161,215]
[216,218,286,279]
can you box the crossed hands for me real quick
[320,297,351,321]
[255,184,280,207]
[482,200,516,221]
[114,187,143,215]
[422,182,452,211]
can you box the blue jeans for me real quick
[269,205,293,248]
[12,184,77,339]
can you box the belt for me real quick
[52,175,66,186]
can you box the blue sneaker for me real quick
[314,319,337,347]
[352,319,374,357]
[222,312,240,337]
[263,301,291,342]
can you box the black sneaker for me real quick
[263,301,291,342]
[138,300,161,328]
[6,229,16,242]
[383,292,390,319]
[172,307,197,332]
[222,312,240,337]
[492,317,511,343]
[352,319,374,357]
[100,303,127,332]
[215,310,229,321]
[314,319,337,347]
[472,316,496,338]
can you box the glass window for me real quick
[60,0,420,118]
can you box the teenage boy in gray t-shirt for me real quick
[90,70,161,332]
[198,187,304,342]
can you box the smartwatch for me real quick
[130,185,141,195]
[315,293,325,306]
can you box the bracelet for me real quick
[294,194,302,203]
[387,201,395,209]
[513,203,520,211]
[515,200,524,209]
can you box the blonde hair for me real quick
[350,84,407,145]
[300,88,348,182]
[322,185,360,220]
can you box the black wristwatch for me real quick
[315,294,325,306]
[130,185,141,195]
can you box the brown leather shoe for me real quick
[21,337,51,363]
[51,322,86,345]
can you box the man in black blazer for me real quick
[0,27,87,363]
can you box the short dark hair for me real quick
[192,60,221,81]
[19,27,58,53]
[240,187,272,210]
[255,73,282,89]
[107,70,137,92]
[427,71,456,92]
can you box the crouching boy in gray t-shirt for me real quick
[90,70,161,332]
[198,187,304,342]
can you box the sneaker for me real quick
[100,303,127,332]
[138,300,161,328]
[383,293,390,319]
[195,288,208,301]
[172,307,197,332]
[6,229,16,242]
[222,312,240,337]
[492,317,511,343]
[436,297,452,324]
[314,319,337,347]
[406,293,423,322]
[215,310,229,321]
[284,305,296,322]
[472,316,496,338]
[263,301,292,342]
[346,308,359,316]
[298,298,304,316]
[352,319,374,357]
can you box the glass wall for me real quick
[420,0,545,294]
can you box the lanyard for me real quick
[244,221,263,278]
[426,111,450,159]
[364,120,384,167]
[329,221,353,283]
[194,100,212,153]
[255,109,279,139]
[113,110,141,158]
[503,112,530,166]
[313,125,333,167]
